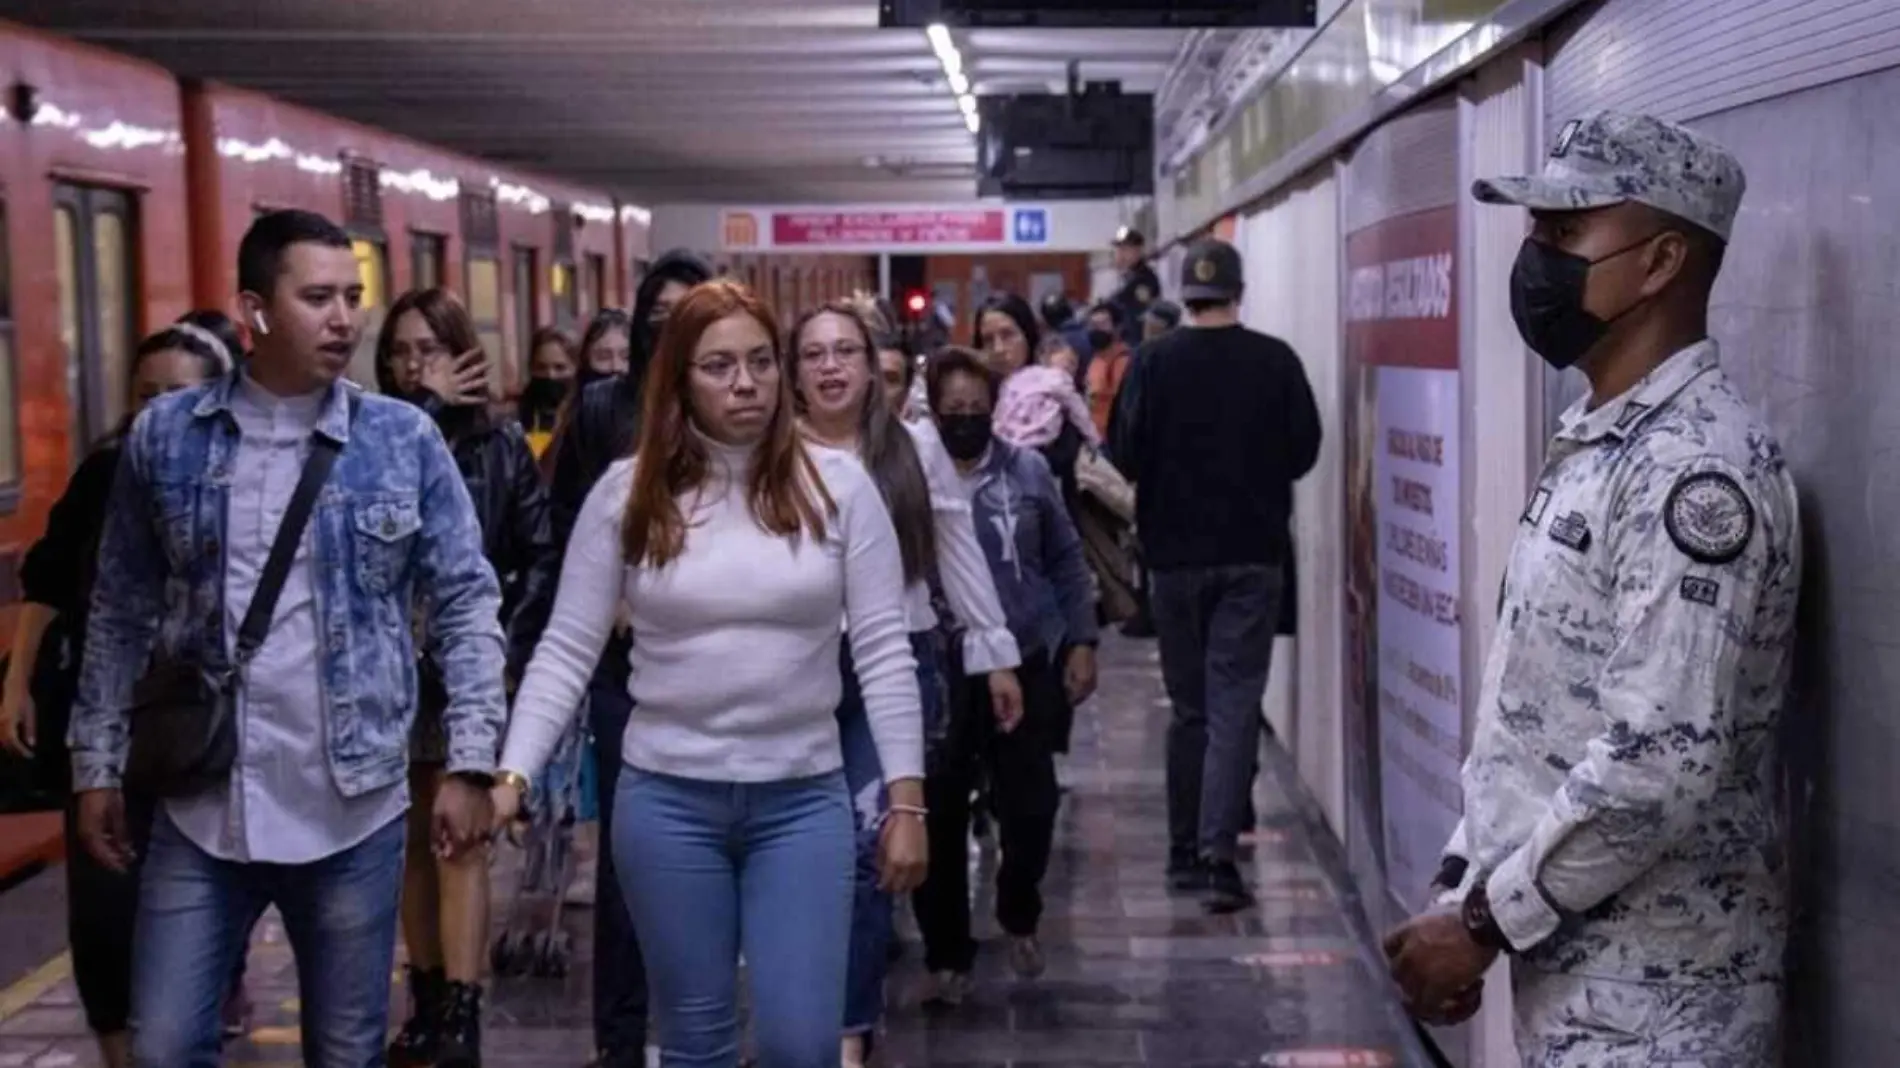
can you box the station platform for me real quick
[0,634,1430,1067]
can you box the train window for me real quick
[351,239,387,310]
[0,199,18,494]
[511,245,538,382]
[53,184,138,451]
[411,232,446,292]
[466,255,505,386]
[551,261,578,330]
[349,239,388,386]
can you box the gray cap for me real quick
[1473,111,1746,241]
[1180,238,1243,302]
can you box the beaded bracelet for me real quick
[878,803,930,829]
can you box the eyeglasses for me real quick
[797,341,868,368]
[691,351,779,385]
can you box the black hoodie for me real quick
[547,248,715,545]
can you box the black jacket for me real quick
[444,416,558,680]
[1113,323,1321,571]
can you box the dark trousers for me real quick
[912,650,1063,973]
[1152,564,1283,865]
[64,791,153,1035]
[588,665,650,1061]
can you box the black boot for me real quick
[436,980,484,1068]
[388,966,445,1067]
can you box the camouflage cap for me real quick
[1473,111,1746,241]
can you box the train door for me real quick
[53,183,138,455]
[511,244,538,383]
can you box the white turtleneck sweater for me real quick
[500,435,924,786]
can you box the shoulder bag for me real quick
[122,416,346,798]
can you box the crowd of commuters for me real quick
[0,195,1333,1068]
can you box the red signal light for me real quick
[905,290,928,316]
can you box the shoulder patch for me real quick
[1548,511,1592,553]
[1663,471,1755,564]
[1680,575,1721,607]
[1521,487,1551,527]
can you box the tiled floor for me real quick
[0,634,1429,1066]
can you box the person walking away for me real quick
[1113,238,1322,914]
[546,250,712,1068]
[915,346,1099,1000]
[1382,111,1799,1067]
[69,209,506,1068]
[0,325,232,1068]
[491,280,928,1066]
[378,287,559,1068]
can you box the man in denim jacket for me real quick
[70,210,506,1068]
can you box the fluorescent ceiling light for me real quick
[948,70,970,94]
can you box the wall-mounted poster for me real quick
[1343,204,1463,915]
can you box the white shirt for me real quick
[167,375,407,864]
[502,435,924,785]
[901,420,1019,674]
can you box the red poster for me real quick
[771,209,1006,247]
[1341,205,1462,914]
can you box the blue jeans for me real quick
[837,633,947,1037]
[1152,563,1283,865]
[130,811,405,1067]
[613,767,854,1067]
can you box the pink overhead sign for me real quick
[769,209,1008,247]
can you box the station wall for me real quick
[1203,0,1900,1064]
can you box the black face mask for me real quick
[1086,328,1116,352]
[1509,233,1662,370]
[521,376,567,411]
[937,413,993,462]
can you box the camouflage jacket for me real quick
[69,374,507,796]
[1450,340,1800,985]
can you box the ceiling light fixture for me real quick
[925,22,980,136]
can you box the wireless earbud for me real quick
[252,311,269,336]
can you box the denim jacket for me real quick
[965,439,1100,659]
[69,374,507,795]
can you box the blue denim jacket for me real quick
[69,374,507,795]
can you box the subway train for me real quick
[0,19,894,677]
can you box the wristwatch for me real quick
[495,769,531,795]
[1461,879,1511,953]
[1429,855,1469,896]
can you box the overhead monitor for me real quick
[880,0,1319,29]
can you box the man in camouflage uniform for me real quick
[1382,111,1800,1066]
[1108,226,1161,348]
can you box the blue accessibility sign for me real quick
[1012,207,1050,246]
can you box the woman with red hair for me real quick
[492,280,927,1066]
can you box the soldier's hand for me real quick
[1383,908,1497,1017]
[1414,980,1483,1027]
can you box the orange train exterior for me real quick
[0,18,656,664]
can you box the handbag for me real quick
[122,417,346,798]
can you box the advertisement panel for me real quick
[1342,205,1463,914]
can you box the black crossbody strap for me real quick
[232,394,355,668]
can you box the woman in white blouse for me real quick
[790,300,1023,1065]
[491,281,928,1067]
